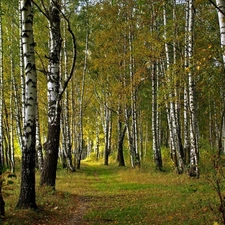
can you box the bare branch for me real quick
[209,0,225,16]
[32,0,49,19]
[57,4,77,100]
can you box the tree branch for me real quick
[53,2,77,101]
[32,0,49,19]
[209,0,225,16]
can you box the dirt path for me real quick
[67,196,90,225]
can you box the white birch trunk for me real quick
[41,0,62,187]
[216,0,225,66]
[128,16,140,167]
[0,0,4,216]
[10,47,15,173]
[61,1,75,171]
[164,2,184,173]
[36,101,43,171]
[216,0,225,154]
[185,0,199,177]
[95,112,100,160]
[0,0,3,167]
[77,23,88,169]
[152,63,162,170]
[19,0,25,135]
[17,0,37,209]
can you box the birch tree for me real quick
[40,0,62,187]
[76,0,89,169]
[215,0,225,67]
[0,0,4,217]
[60,0,75,171]
[40,0,76,187]
[215,0,225,155]
[16,0,37,209]
[163,1,184,173]
[152,62,162,170]
[185,0,199,177]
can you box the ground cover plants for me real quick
[1,155,223,225]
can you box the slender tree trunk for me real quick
[152,63,162,170]
[95,111,100,160]
[9,35,15,173]
[185,0,199,178]
[17,0,37,209]
[103,103,111,166]
[0,0,3,167]
[117,109,126,167]
[61,1,75,171]
[41,0,62,188]
[36,101,43,171]
[128,17,140,168]
[0,0,4,217]
[216,0,225,66]
[19,1,25,149]
[76,30,88,169]
[216,0,225,155]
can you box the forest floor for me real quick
[1,158,223,225]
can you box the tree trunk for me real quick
[61,2,75,171]
[0,0,4,216]
[117,117,126,167]
[41,109,61,187]
[185,0,199,178]
[216,0,225,155]
[216,0,225,66]
[103,104,111,166]
[17,0,37,209]
[95,111,100,161]
[36,101,43,171]
[76,22,88,169]
[40,0,62,188]
[152,63,162,170]
[0,0,3,168]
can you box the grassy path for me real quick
[3,161,219,224]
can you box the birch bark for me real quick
[17,0,37,209]
[41,0,62,187]
[163,1,184,173]
[216,0,225,154]
[0,0,4,217]
[152,63,162,170]
[77,12,89,169]
[216,0,225,66]
[185,0,199,177]
[61,0,75,171]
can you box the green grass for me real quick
[1,159,223,225]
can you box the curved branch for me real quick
[58,6,77,100]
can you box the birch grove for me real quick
[1,2,225,213]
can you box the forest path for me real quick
[66,163,106,225]
[67,196,89,225]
